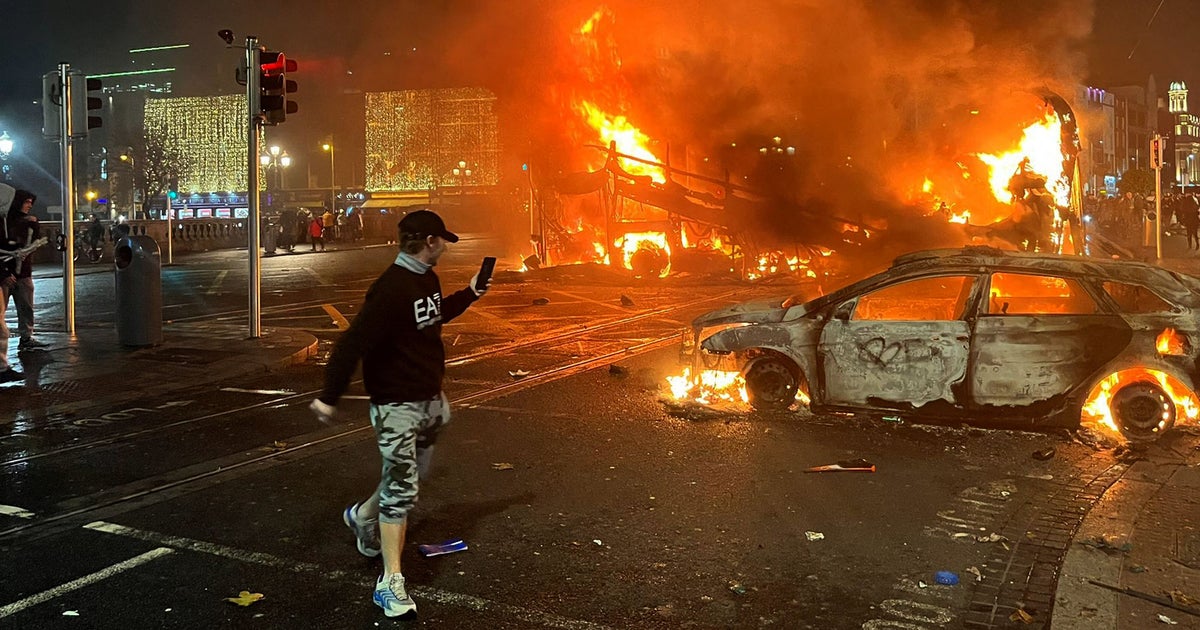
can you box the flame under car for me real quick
[686,246,1200,443]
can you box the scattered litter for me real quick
[508,369,531,379]
[965,566,983,582]
[975,532,1009,544]
[532,297,550,305]
[918,581,928,588]
[882,415,903,423]
[1158,614,1179,625]
[491,462,514,471]
[1079,534,1132,554]
[934,571,959,586]
[804,459,876,473]
[620,294,636,307]
[1009,608,1035,624]
[62,611,79,616]
[952,532,974,539]
[1130,564,1148,573]
[728,582,747,596]
[1032,447,1056,461]
[804,531,825,541]
[1168,590,1198,607]
[608,364,630,376]
[592,539,603,546]
[418,538,468,557]
[225,591,265,606]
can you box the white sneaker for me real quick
[373,573,416,618]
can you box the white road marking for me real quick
[0,547,173,619]
[84,521,615,629]
[205,270,229,295]
[322,304,350,330]
[0,504,34,519]
[219,387,296,395]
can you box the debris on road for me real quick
[1168,590,1198,607]
[1158,614,1179,625]
[491,462,514,471]
[882,415,902,423]
[965,566,983,582]
[532,297,551,305]
[1031,447,1056,460]
[418,538,468,557]
[509,369,531,379]
[620,294,636,307]
[609,364,630,376]
[728,582,747,596]
[934,571,959,586]
[1079,534,1132,554]
[975,532,1009,544]
[62,611,80,616]
[592,539,603,546]
[225,591,265,606]
[804,531,825,541]
[1009,608,1035,624]
[804,459,876,473]
[1131,564,1148,573]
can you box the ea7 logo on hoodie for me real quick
[413,292,442,330]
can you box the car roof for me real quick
[884,246,1200,306]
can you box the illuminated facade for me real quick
[1168,82,1200,189]
[364,87,500,192]
[144,94,254,194]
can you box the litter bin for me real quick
[114,235,162,346]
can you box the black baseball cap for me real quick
[398,209,459,243]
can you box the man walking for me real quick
[309,209,490,618]
[4,190,46,351]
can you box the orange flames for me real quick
[1082,368,1200,434]
[667,367,749,406]
[579,101,666,183]
[976,112,1069,207]
[616,231,670,276]
[1157,327,1187,355]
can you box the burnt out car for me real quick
[686,246,1200,443]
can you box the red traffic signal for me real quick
[258,51,298,125]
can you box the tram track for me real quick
[0,329,684,543]
[0,290,732,461]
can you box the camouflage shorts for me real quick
[369,393,450,524]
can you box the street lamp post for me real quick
[322,142,335,213]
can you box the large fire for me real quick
[976,112,1070,207]
[579,101,666,183]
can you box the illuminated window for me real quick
[986,273,1097,315]
[1103,281,1175,314]
[853,275,976,321]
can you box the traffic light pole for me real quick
[59,62,76,335]
[246,37,262,339]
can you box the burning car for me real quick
[681,246,1200,443]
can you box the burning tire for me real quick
[1110,381,1176,443]
[744,356,800,410]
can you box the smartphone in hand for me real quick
[474,256,496,293]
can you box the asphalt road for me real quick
[0,240,1144,628]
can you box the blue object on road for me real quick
[934,571,959,585]
[418,538,468,557]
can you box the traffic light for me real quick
[68,72,102,138]
[1150,136,1164,170]
[258,51,298,125]
[167,177,179,200]
[41,71,62,140]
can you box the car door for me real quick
[968,271,1131,410]
[818,274,979,408]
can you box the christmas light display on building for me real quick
[364,87,500,192]
[144,94,258,193]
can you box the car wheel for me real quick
[745,357,799,410]
[1110,381,1176,443]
